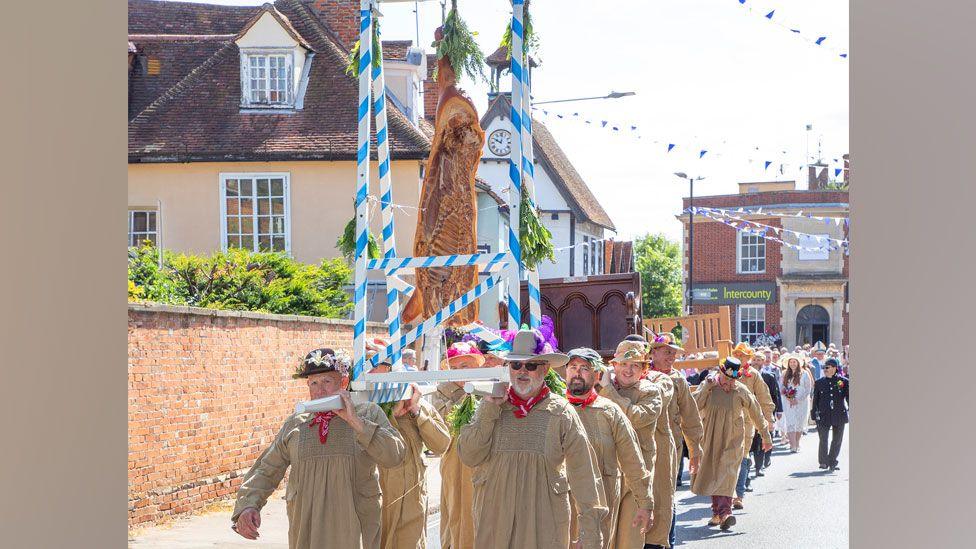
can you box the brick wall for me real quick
[423,53,438,121]
[128,303,385,526]
[306,0,360,50]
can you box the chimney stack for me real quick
[305,0,360,50]
[807,163,828,190]
[422,53,438,121]
[843,154,850,185]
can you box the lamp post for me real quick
[533,91,636,105]
[674,173,706,315]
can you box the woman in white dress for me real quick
[778,354,813,453]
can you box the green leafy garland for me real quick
[435,0,486,84]
[499,1,539,58]
[544,369,567,397]
[336,216,381,263]
[519,192,555,270]
[378,401,397,418]
[446,393,478,436]
[344,17,382,78]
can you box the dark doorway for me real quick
[796,305,830,347]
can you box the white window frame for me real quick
[219,173,292,254]
[798,233,830,261]
[128,208,159,247]
[737,304,766,344]
[240,49,295,108]
[581,236,591,275]
[737,230,766,274]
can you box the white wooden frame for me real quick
[737,303,766,343]
[239,49,295,108]
[218,172,292,254]
[736,230,767,274]
[127,208,158,247]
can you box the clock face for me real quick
[488,129,512,156]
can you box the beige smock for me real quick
[690,379,771,498]
[599,376,667,549]
[231,403,406,549]
[431,382,475,549]
[456,393,609,549]
[665,369,705,465]
[569,395,654,549]
[380,398,452,549]
[737,366,775,459]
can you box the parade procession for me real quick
[218,2,850,547]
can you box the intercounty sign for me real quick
[691,282,777,305]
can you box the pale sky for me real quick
[167,0,849,242]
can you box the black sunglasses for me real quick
[507,361,546,372]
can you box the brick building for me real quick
[678,178,849,348]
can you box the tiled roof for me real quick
[381,40,413,61]
[481,94,615,230]
[128,0,430,162]
[485,45,538,68]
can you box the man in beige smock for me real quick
[599,340,675,548]
[431,341,485,549]
[231,348,406,549]
[565,347,653,548]
[691,357,771,532]
[374,369,452,548]
[729,342,776,509]
[457,329,608,549]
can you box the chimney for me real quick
[807,163,828,190]
[422,53,438,122]
[843,154,850,185]
[304,0,360,50]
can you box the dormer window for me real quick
[241,50,294,107]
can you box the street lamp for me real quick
[675,173,706,315]
[533,91,636,105]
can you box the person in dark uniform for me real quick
[752,367,783,475]
[811,357,850,471]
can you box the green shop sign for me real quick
[691,282,777,304]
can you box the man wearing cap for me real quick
[728,343,775,510]
[691,357,772,532]
[565,347,654,548]
[371,366,451,548]
[599,339,673,549]
[811,357,849,472]
[231,348,406,549]
[648,332,705,549]
[432,341,486,549]
[457,329,608,548]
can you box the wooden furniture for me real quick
[643,306,733,372]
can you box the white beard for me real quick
[512,378,544,399]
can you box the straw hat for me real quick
[294,348,350,379]
[731,342,756,361]
[648,332,685,352]
[610,340,651,365]
[778,352,806,369]
[503,328,569,368]
[441,341,486,370]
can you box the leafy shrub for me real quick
[127,243,352,318]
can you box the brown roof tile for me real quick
[128,0,430,162]
[381,40,413,61]
[486,45,538,68]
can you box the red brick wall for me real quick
[128,304,385,526]
[423,53,438,121]
[307,0,360,50]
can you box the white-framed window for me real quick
[220,173,290,253]
[737,304,766,344]
[128,209,158,247]
[798,233,830,261]
[737,231,766,273]
[241,51,293,107]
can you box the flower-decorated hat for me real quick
[610,340,651,365]
[503,328,570,368]
[731,342,756,361]
[441,341,486,369]
[648,332,685,352]
[294,348,351,379]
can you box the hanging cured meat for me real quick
[400,26,485,327]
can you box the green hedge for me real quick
[127,243,353,318]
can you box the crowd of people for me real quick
[228,325,849,549]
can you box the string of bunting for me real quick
[731,0,849,60]
[531,106,848,175]
[689,207,849,253]
[690,206,848,243]
[699,206,849,227]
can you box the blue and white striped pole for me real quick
[505,0,526,330]
[370,20,404,373]
[351,0,374,382]
[519,35,542,329]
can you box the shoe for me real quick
[732,497,744,510]
[720,514,737,531]
[676,481,683,488]
[764,457,771,468]
[756,470,765,477]
[819,464,828,469]
[830,464,840,472]
[790,448,799,453]
[708,514,722,526]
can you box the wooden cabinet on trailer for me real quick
[643,306,734,373]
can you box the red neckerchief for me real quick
[309,411,337,444]
[507,385,550,418]
[566,389,598,408]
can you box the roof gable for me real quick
[235,5,311,51]
[481,94,615,230]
